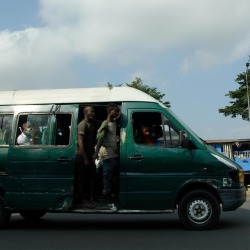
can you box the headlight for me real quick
[238,170,245,185]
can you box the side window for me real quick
[132,112,181,148]
[163,116,180,148]
[16,114,50,145]
[0,114,13,145]
[16,113,72,146]
[54,114,71,146]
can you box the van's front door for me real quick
[125,108,196,210]
[6,105,78,210]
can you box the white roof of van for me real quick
[0,87,159,105]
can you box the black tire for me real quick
[178,189,220,230]
[19,210,46,220]
[0,195,11,229]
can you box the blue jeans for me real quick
[102,157,119,195]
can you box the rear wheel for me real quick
[178,190,220,230]
[19,210,46,220]
[0,195,11,229]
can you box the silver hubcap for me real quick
[188,199,211,224]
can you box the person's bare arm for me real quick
[94,139,102,160]
[78,133,90,166]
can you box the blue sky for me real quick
[0,0,250,140]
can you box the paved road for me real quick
[0,191,249,250]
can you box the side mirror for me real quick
[179,131,187,146]
[179,131,197,149]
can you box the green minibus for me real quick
[0,87,246,230]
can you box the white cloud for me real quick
[0,27,76,89]
[37,0,250,65]
[0,0,250,89]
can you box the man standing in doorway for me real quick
[76,106,100,208]
[95,103,120,205]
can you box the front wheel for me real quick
[178,190,220,230]
[0,195,11,229]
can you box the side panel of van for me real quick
[122,102,222,210]
[5,104,78,210]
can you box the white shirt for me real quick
[17,133,31,145]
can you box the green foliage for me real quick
[107,77,171,108]
[218,70,250,121]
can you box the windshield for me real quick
[166,108,206,145]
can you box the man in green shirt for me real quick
[95,103,120,203]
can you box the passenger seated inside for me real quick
[152,124,164,146]
[135,124,155,145]
[17,121,34,145]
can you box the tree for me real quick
[108,77,171,108]
[218,69,250,121]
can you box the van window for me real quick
[16,113,72,146]
[132,112,181,148]
[54,114,71,146]
[163,115,180,148]
[0,114,13,145]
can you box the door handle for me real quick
[128,155,144,160]
[57,157,73,162]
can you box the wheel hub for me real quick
[188,199,211,223]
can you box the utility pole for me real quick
[246,56,250,125]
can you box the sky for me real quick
[0,0,250,140]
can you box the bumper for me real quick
[219,186,246,211]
